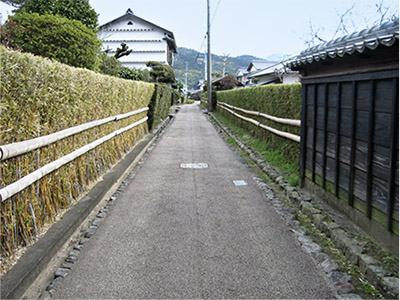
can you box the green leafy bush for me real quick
[119,66,151,82]
[216,84,302,162]
[147,83,173,130]
[19,0,98,31]
[146,61,176,84]
[1,12,102,70]
[98,53,121,77]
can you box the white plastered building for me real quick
[98,8,178,69]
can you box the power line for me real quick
[211,0,222,27]
[181,0,222,89]
[193,35,207,64]
[193,0,222,65]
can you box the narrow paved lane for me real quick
[54,104,335,299]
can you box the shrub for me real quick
[119,66,151,82]
[1,12,102,70]
[19,0,98,31]
[216,84,302,162]
[147,83,173,130]
[98,53,121,77]
[146,61,176,84]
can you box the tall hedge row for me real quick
[216,84,302,162]
[0,47,171,258]
[147,83,173,130]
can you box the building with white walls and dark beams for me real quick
[98,8,178,69]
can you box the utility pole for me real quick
[204,52,207,81]
[185,61,188,97]
[207,0,212,111]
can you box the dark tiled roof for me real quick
[285,18,399,68]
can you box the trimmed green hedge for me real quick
[147,83,173,130]
[216,84,302,162]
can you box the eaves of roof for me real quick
[248,63,282,78]
[249,78,279,87]
[284,18,399,69]
[98,9,178,53]
[248,63,299,78]
[236,67,249,75]
[247,60,278,72]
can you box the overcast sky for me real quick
[0,0,398,58]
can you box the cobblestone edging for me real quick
[38,116,174,299]
[208,111,399,300]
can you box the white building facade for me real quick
[247,62,301,86]
[98,9,177,69]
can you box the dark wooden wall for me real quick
[300,70,399,233]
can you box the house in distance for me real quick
[97,8,178,69]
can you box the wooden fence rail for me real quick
[0,107,149,161]
[219,102,301,127]
[217,102,301,143]
[0,109,149,202]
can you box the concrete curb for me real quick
[0,115,174,300]
[208,111,398,299]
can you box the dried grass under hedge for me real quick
[215,84,302,163]
[0,47,161,260]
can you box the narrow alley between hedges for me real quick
[50,103,336,299]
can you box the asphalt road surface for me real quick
[53,104,335,299]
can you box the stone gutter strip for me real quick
[0,114,175,300]
[209,111,399,300]
[253,177,358,298]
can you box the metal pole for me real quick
[207,0,212,111]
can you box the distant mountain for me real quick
[173,47,262,90]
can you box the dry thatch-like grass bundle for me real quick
[0,46,157,261]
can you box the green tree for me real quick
[146,61,176,84]
[98,53,121,77]
[18,0,98,31]
[119,66,151,82]
[1,12,102,70]
[114,43,132,59]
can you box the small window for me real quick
[127,21,133,25]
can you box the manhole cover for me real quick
[233,180,248,186]
[180,163,208,169]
